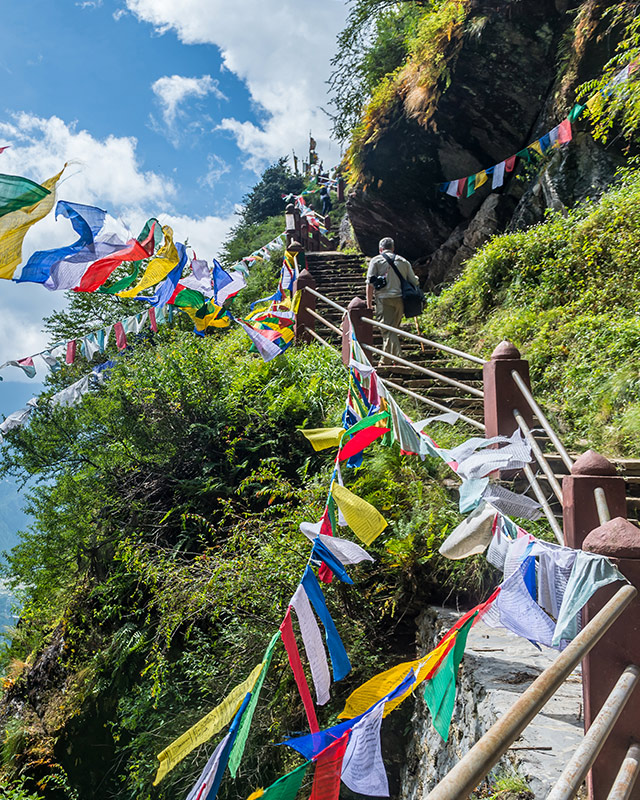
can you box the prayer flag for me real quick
[300,427,345,451]
[118,225,179,297]
[302,567,351,682]
[505,155,517,172]
[474,170,488,190]
[309,734,350,800]
[446,180,459,197]
[0,173,50,219]
[279,608,320,734]
[245,761,310,800]
[217,270,247,305]
[311,539,353,584]
[185,694,251,800]
[96,217,160,294]
[228,632,280,777]
[331,483,388,545]
[567,103,584,122]
[0,357,36,379]
[153,663,263,784]
[149,308,158,332]
[466,174,476,197]
[290,585,331,706]
[238,320,284,362]
[114,322,127,351]
[0,168,64,280]
[66,340,77,365]
[456,178,467,198]
[423,612,476,740]
[557,118,572,144]
[492,161,506,189]
[299,531,373,567]
[341,702,389,797]
[338,425,388,461]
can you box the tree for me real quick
[239,158,304,226]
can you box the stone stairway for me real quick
[303,251,640,523]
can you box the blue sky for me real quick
[0,0,348,419]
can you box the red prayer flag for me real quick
[149,308,158,333]
[557,118,573,144]
[310,733,350,800]
[318,506,334,584]
[280,608,320,734]
[505,155,517,172]
[66,340,76,365]
[114,322,127,351]
[74,238,151,293]
[338,425,390,462]
[456,177,467,198]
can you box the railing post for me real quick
[300,216,309,251]
[293,269,316,343]
[581,517,640,800]
[342,297,373,367]
[562,451,628,550]
[483,340,534,437]
[337,176,345,203]
[285,203,301,247]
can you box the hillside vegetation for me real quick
[421,166,640,455]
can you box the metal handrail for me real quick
[547,665,640,800]
[607,742,640,800]
[594,486,612,525]
[514,408,564,504]
[303,326,337,351]
[511,370,574,472]
[382,378,485,431]
[425,584,638,800]
[522,462,565,544]
[303,285,347,314]
[361,343,485,398]
[360,315,486,366]
[305,307,342,336]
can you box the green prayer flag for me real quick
[228,631,280,777]
[0,173,50,219]
[99,263,141,294]
[516,148,532,163]
[466,174,476,198]
[173,288,206,309]
[423,612,477,741]
[568,103,585,123]
[345,410,390,437]
[248,760,310,800]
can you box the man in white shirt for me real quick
[366,237,419,363]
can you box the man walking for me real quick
[366,237,420,363]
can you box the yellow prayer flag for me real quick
[300,427,345,451]
[529,140,543,156]
[118,225,179,298]
[292,290,302,314]
[278,326,294,343]
[338,634,455,720]
[153,662,264,785]
[474,171,488,189]
[331,483,388,545]
[586,93,602,113]
[0,168,65,280]
[247,790,265,800]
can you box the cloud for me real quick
[125,0,348,170]
[76,0,103,7]
[151,74,227,129]
[113,8,128,21]
[199,153,231,191]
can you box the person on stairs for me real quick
[366,237,419,365]
[320,185,332,216]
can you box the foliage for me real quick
[329,2,425,141]
[219,214,284,268]
[238,158,303,228]
[576,4,640,145]
[420,165,640,454]
[0,775,44,800]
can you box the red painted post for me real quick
[300,216,309,251]
[581,517,640,800]
[342,297,373,367]
[483,340,534,438]
[562,451,627,550]
[285,203,300,247]
[337,177,345,203]
[293,268,317,344]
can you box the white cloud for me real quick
[199,153,231,190]
[125,0,348,170]
[113,8,128,21]
[151,74,227,130]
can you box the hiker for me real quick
[366,237,420,363]
[320,185,332,216]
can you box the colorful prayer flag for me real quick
[280,607,320,734]
[331,484,387,545]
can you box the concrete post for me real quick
[483,340,534,438]
[285,203,300,247]
[581,517,640,800]
[293,268,316,344]
[562,451,628,550]
[342,297,373,367]
[337,177,345,203]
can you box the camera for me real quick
[369,274,387,290]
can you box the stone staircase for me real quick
[303,251,640,523]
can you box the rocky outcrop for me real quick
[345,0,629,287]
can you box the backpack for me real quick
[381,253,425,318]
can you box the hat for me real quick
[439,501,498,560]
